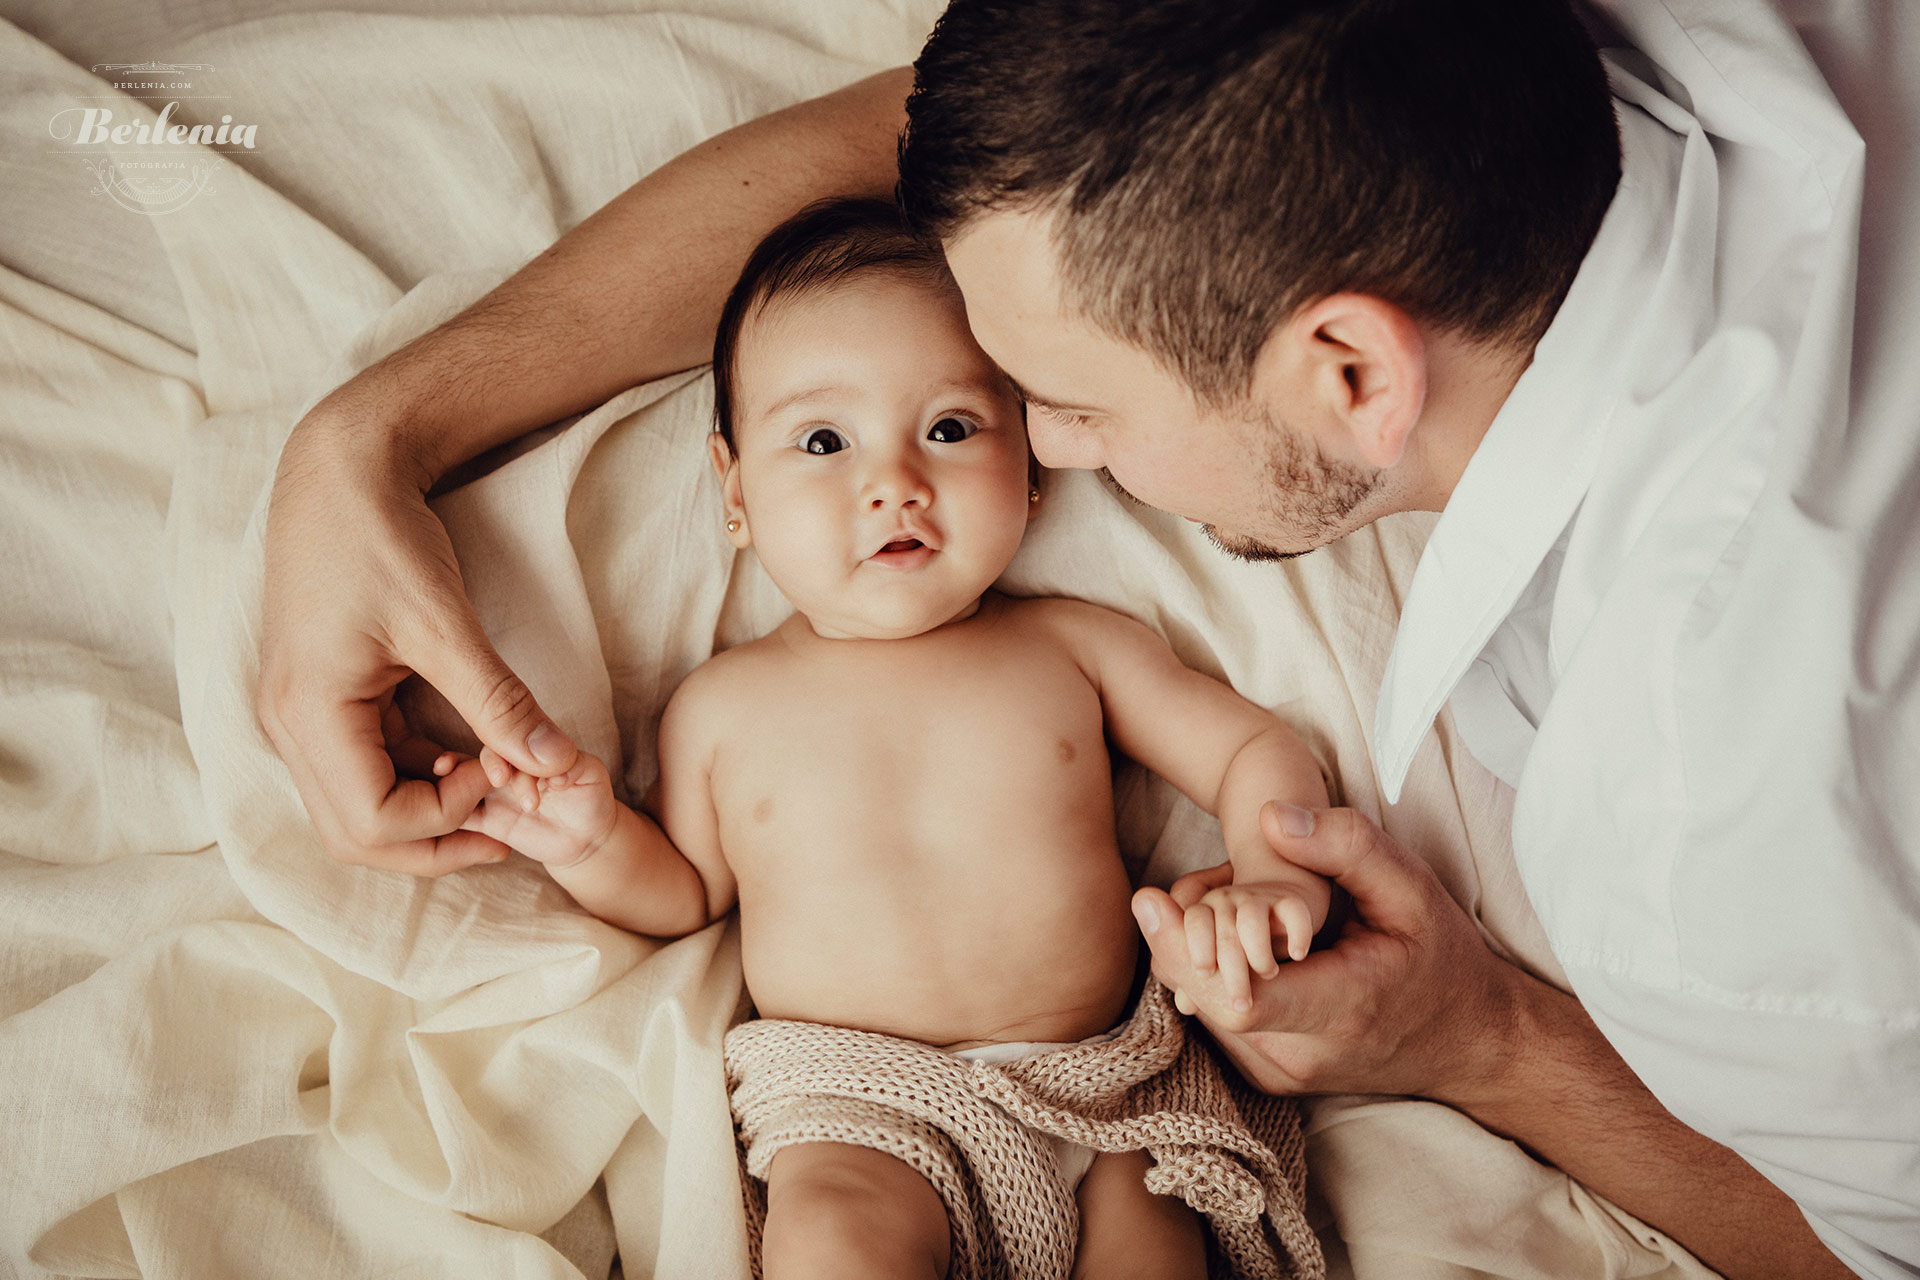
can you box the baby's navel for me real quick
[1055,737,1077,765]
[752,797,773,823]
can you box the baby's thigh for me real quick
[1073,1150,1207,1280]
[763,1141,951,1280]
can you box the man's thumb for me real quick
[1258,802,1427,918]
[411,621,576,778]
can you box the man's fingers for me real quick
[406,606,577,780]
[461,796,518,844]
[367,827,511,877]
[1135,886,1194,990]
[380,697,451,779]
[1184,902,1221,975]
[311,694,496,851]
[1259,803,1436,929]
[1167,861,1234,910]
[366,758,497,846]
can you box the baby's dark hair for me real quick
[711,196,959,450]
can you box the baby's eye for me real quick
[927,416,978,444]
[799,427,847,455]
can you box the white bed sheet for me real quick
[0,4,1722,1276]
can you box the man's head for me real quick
[899,0,1620,558]
[710,197,1032,640]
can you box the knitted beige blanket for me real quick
[725,979,1325,1280]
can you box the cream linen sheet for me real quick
[0,3,1719,1277]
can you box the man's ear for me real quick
[1253,293,1427,469]
[707,431,751,547]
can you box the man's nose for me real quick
[1026,416,1101,472]
[862,448,933,510]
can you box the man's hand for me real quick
[258,411,578,875]
[1133,801,1520,1104]
[1135,802,1856,1280]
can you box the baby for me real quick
[447,198,1332,1279]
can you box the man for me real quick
[258,1,1916,1275]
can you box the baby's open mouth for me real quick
[880,538,923,553]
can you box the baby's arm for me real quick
[1038,600,1332,997]
[446,677,736,937]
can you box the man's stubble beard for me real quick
[1202,406,1383,563]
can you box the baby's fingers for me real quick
[478,745,512,789]
[1183,902,1220,976]
[1213,909,1254,1011]
[549,753,603,791]
[1236,903,1281,979]
[504,769,539,813]
[1274,897,1316,963]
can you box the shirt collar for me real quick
[1372,85,1692,802]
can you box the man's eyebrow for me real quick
[1005,376,1103,416]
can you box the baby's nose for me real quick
[863,454,932,509]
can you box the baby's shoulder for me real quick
[995,592,1159,650]
[657,641,785,769]
[666,638,777,716]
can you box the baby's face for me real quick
[716,272,1032,640]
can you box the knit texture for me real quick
[725,979,1325,1279]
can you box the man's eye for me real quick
[927,416,978,444]
[1032,403,1090,428]
[800,427,847,455]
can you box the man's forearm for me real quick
[310,66,912,482]
[1450,974,1850,1280]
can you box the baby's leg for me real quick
[762,1141,951,1280]
[1071,1149,1207,1280]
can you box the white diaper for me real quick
[953,1028,1122,1191]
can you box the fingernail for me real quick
[1233,997,1251,1012]
[527,721,570,767]
[1275,803,1315,838]
[1132,896,1162,932]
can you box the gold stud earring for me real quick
[726,519,740,533]
[1028,488,1040,504]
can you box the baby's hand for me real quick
[436,745,618,868]
[1182,879,1322,1012]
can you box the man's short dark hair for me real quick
[898,0,1621,404]
[712,196,956,448]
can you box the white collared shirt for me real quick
[1372,2,1919,1273]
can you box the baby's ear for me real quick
[707,432,751,548]
[706,430,734,484]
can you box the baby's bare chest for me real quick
[709,636,1113,869]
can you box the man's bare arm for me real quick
[325,66,912,482]
[1134,808,1851,1280]
[260,69,909,874]
[1454,976,1851,1280]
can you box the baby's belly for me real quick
[734,832,1140,1048]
